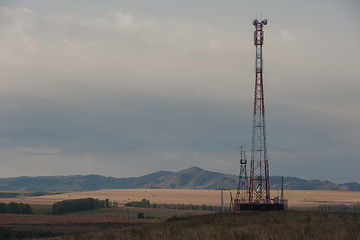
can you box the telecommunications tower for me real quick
[234,147,248,211]
[234,18,285,211]
[249,18,270,204]
[236,147,248,202]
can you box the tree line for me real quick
[52,198,118,215]
[125,198,220,211]
[0,202,33,214]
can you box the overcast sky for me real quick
[0,0,359,183]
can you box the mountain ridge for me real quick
[0,166,359,191]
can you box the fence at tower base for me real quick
[234,202,285,211]
[234,199,286,211]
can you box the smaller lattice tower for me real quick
[236,147,248,202]
[234,147,248,211]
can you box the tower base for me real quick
[234,203,285,211]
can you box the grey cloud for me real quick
[0,1,359,182]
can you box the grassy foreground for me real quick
[36,211,360,240]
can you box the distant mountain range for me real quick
[0,166,359,191]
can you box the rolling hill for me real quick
[0,166,359,191]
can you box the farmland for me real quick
[0,189,359,239]
[1,189,359,209]
[29,211,360,240]
[0,206,208,237]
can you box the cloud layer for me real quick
[0,1,359,182]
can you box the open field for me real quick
[0,213,159,234]
[65,206,211,219]
[34,211,360,240]
[0,190,359,239]
[1,189,359,210]
[0,214,159,225]
[0,205,211,235]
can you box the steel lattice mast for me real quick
[249,18,270,204]
[236,147,248,202]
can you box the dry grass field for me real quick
[0,189,359,239]
[34,212,360,240]
[0,214,159,225]
[1,189,359,210]
[0,213,160,234]
[0,206,209,236]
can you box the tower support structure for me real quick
[236,148,248,201]
[234,147,249,211]
[234,18,285,211]
[249,18,270,204]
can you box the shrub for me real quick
[52,198,112,215]
[126,199,151,208]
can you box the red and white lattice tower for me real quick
[249,18,270,204]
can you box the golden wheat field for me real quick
[0,189,359,209]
